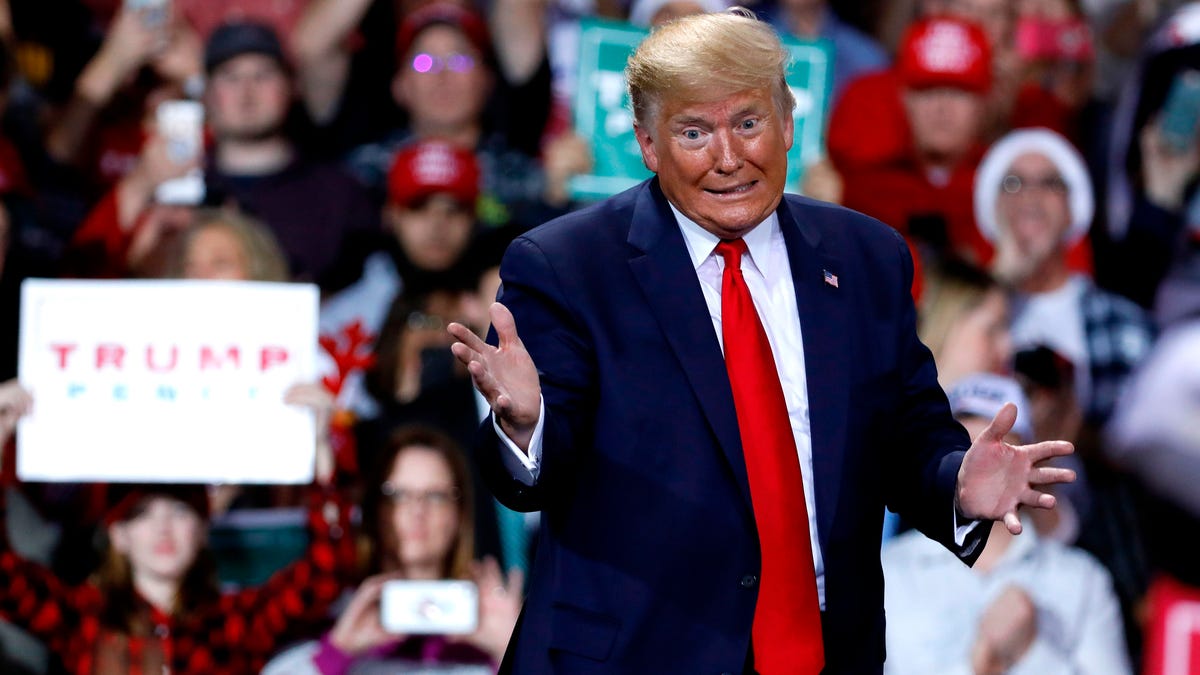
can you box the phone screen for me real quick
[154,100,206,205]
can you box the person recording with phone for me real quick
[45,0,203,193]
[265,426,521,674]
[66,20,378,289]
[1101,6,1200,309]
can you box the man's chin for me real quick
[220,124,286,144]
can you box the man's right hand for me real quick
[448,302,541,452]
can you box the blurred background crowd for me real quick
[0,0,1198,672]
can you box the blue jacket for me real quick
[477,179,986,674]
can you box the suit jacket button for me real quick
[740,574,758,588]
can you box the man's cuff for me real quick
[953,508,984,549]
[493,397,545,486]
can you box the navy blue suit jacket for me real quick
[477,179,986,673]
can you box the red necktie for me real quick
[716,238,824,674]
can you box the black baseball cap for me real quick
[204,21,289,74]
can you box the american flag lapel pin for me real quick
[823,269,839,288]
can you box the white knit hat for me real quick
[974,127,1093,247]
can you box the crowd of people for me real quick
[0,0,1196,672]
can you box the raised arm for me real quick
[0,382,103,655]
[290,0,374,125]
[447,235,596,511]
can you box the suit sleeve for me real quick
[475,235,597,513]
[881,229,989,564]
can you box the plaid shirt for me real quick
[0,485,356,674]
[1081,282,1156,425]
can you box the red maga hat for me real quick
[897,17,992,93]
[387,140,481,208]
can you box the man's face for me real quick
[995,152,1071,264]
[903,87,985,161]
[634,87,794,239]
[394,25,492,135]
[205,53,292,142]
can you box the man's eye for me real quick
[683,129,701,140]
[740,119,757,130]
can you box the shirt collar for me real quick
[669,202,780,276]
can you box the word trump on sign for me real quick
[18,279,319,484]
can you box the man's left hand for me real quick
[955,402,1075,534]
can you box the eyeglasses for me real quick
[409,52,477,74]
[1001,173,1068,196]
[381,483,460,509]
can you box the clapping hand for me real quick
[956,403,1076,535]
[971,585,1038,675]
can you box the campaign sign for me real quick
[17,279,319,484]
[571,17,833,201]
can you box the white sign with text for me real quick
[17,279,319,483]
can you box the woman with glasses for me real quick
[285,425,522,674]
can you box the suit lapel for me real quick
[626,181,755,516]
[778,198,850,553]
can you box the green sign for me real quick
[571,17,834,201]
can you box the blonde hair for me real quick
[166,208,290,282]
[625,8,795,128]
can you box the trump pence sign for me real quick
[17,279,319,483]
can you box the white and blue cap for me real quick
[947,373,1035,443]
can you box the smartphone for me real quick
[380,580,479,635]
[154,100,206,206]
[1159,70,1200,154]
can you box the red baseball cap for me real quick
[387,140,481,208]
[395,2,491,61]
[897,17,992,93]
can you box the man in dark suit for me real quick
[448,10,1075,674]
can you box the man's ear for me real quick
[634,123,659,173]
[781,107,795,153]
